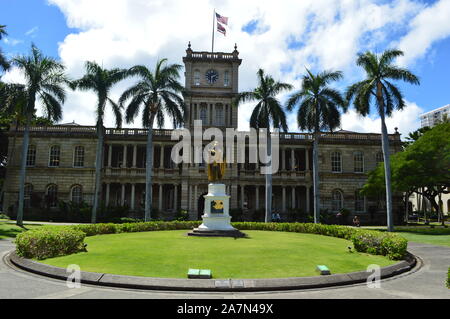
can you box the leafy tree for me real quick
[0,25,10,72]
[10,44,67,225]
[71,61,128,223]
[119,59,184,221]
[234,69,293,222]
[363,122,450,226]
[346,49,420,232]
[403,126,431,148]
[287,69,346,223]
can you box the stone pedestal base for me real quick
[188,228,247,238]
[188,183,246,238]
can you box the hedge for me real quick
[15,228,86,260]
[15,221,408,261]
[447,267,450,289]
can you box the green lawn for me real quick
[0,221,45,239]
[41,230,396,279]
[366,226,450,247]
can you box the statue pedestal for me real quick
[188,183,246,238]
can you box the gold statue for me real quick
[207,142,226,182]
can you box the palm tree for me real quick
[346,49,420,232]
[234,69,293,222]
[0,25,10,72]
[12,44,67,226]
[119,59,184,221]
[286,69,346,224]
[71,61,128,223]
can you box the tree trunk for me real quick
[16,114,32,226]
[265,131,272,223]
[312,129,320,223]
[377,82,394,232]
[144,112,156,221]
[91,121,104,223]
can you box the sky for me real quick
[1,0,450,138]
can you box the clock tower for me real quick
[182,42,242,130]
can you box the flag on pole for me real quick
[217,22,226,36]
[215,12,228,25]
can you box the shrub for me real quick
[15,228,86,260]
[447,267,450,289]
[16,221,407,261]
[0,213,10,220]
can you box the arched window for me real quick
[215,104,224,126]
[46,184,58,208]
[331,151,341,172]
[224,70,230,86]
[49,145,60,167]
[376,151,384,165]
[331,190,343,211]
[354,151,364,173]
[24,184,33,208]
[355,189,365,212]
[194,70,200,86]
[26,145,36,167]
[71,185,83,204]
[73,146,85,167]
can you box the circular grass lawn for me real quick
[40,230,397,279]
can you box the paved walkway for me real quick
[0,239,448,299]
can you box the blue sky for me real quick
[1,0,450,134]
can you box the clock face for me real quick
[205,69,219,84]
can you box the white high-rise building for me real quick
[420,104,450,128]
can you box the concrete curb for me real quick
[7,251,417,292]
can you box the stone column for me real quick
[132,145,137,168]
[123,145,127,168]
[108,144,112,167]
[306,186,310,213]
[131,183,135,210]
[160,145,164,169]
[292,187,296,209]
[181,182,188,210]
[159,184,163,211]
[105,183,110,206]
[255,186,259,210]
[121,184,125,206]
[282,148,286,170]
[282,186,286,213]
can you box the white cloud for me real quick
[2,0,447,131]
[340,101,423,137]
[25,26,39,37]
[396,0,450,66]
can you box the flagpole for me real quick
[211,9,215,54]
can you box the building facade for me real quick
[2,45,404,223]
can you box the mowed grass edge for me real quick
[40,230,396,279]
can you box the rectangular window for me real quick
[26,145,36,166]
[49,146,60,167]
[194,71,200,86]
[331,152,341,172]
[354,152,364,173]
[224,71,229,86]
[73,146,85,167]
